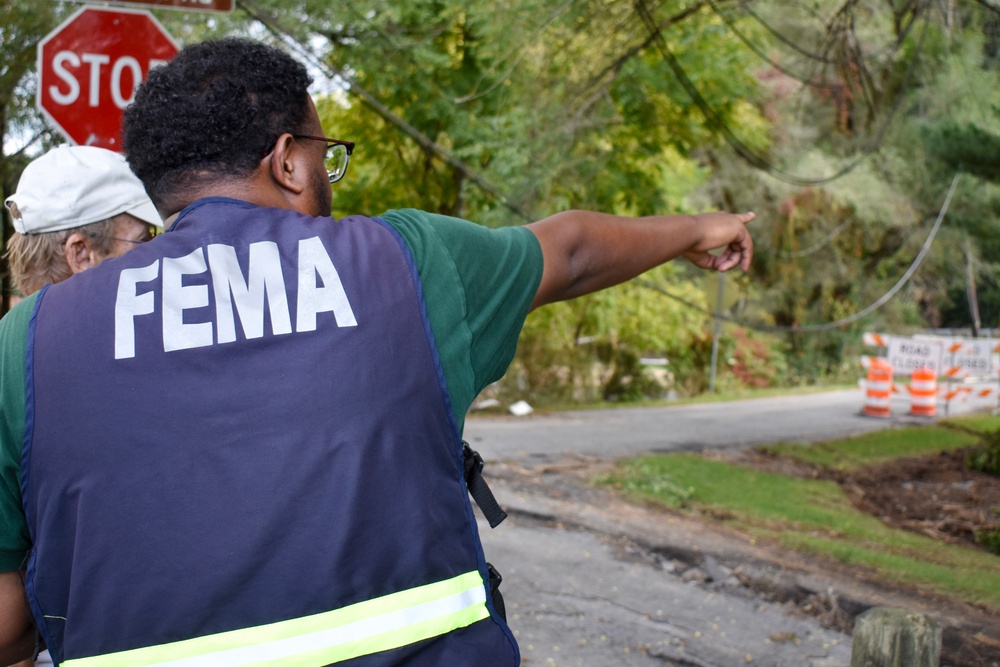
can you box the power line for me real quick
[455,0,577,104]
[236,0,537,222]
[972,0,1000,16]
[571,0,710,108]
[706,0,841,88]
[633,0,931,186]
[224,3,964,338]
[775,216,856,259]
[237,0,958,333]
[738,0,834,63]
[639,173,962,333]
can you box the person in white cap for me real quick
[3,145,163,298]
[2,145,161,666]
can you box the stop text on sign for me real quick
[47,51,170,110]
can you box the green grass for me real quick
[761,425,982,471]
[598,418,1000,612]
[939,413,1000,435]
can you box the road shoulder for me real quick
[480,455,1000,667]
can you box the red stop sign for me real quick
[37,7,179,151]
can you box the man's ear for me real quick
[267,133,307,195]
[64,233,97,274]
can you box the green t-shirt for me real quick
[0,208,543,571]
[0,294,33,572]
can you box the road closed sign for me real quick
[939,338,997,378]
[887,337,944,374]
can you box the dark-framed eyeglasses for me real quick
[291,135,355,184]
[112,225,158,245]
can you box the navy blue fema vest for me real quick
[23,198,519,666]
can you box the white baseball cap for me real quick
[4,145,162,234]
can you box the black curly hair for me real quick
[122,38,313,209]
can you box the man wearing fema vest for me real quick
[0,38,754,666]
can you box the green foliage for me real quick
[0,1,66,141]
[764,425,983,471]
[308,0,773,224]
[501,263,711,404]
[940,414,1000,434]
[704,1,1000,366]
[925,119,1000,183]
[724,327,787,388]
[4,0,999,394]
[966,428,1000,477]
[598,459,693,508]
[978,526,1000,556]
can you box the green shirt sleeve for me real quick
[379,210,543,431]
[0,293,37,572]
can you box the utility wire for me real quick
[236,0,536,222]
[706,0,841,88]
[775,216,856,259]
[233,1,962,339]
[634,0,931,186]
[236,0,964,326]
[639,173,962,333]
[573,0,709,106]
[738,0,834,62]
[456,0,577,104]
[973,0,1000,15]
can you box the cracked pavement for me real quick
[466,391,1000,666]
[482,515,851,666]
[477,463,854,667]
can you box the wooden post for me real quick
[851,607,942,667]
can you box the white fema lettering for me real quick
[114,237,357,360]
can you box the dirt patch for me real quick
[834,447,1000,549]
[739,446,1000,552]
[729,446,1000,666]
[489,453,1000,666]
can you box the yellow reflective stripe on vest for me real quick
[63,571,490,667]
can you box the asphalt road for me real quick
[464,388,940,461]
[465,388,972,666]
[482,516,851,667]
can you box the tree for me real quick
[0,0,68,308]
[286,0,776,396]
[14,0,996,394]
[692,0,1000,378]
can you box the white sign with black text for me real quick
[886,337,944,374]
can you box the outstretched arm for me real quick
[0,570,34,664]
[527,210,755,309]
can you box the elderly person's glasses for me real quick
[292,135,355,184]
[112,224,158,245]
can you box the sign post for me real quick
[37,7,179,151]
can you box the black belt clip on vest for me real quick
[461,442,508,620]
[462,441,507,528]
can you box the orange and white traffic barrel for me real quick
[863,358,893,418]
[908,366,937,417]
